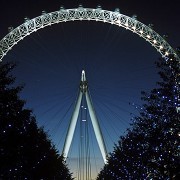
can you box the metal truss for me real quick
[0,5,179,61]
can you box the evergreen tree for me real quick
[0,62,73,179]
[97,54,179,179]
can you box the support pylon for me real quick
[62,70,107,164]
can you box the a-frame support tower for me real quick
[62,70,107,164]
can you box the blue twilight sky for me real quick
[0,0,179,179]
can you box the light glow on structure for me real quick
[0,6,179,62]
[62,70,108,164]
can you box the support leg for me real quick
[63,91,83,159]
[85,90,107,164]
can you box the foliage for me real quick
[97,54,180,179]
[0,62,73,179]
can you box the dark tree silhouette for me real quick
[97,53,180,180]
[0,62,73,179]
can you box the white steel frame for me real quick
[0,5,179,61]
[63,70,107,164]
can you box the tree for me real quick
[97,54,180,179]
[0,62,73,179]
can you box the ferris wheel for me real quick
[0,5,179,180]
[0,5,179,61]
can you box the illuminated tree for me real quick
[97,53,179,179]
[0,62,73,179]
